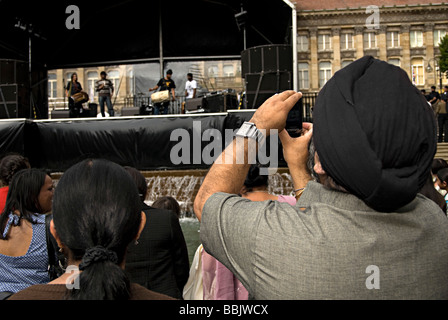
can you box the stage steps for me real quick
[435,143,448,160]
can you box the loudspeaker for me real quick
[245,72,292,108]
[121,107,140,116]
[87,103,98,117]
[0,60,28,85]
[203,93,238,112]
[0,84,29,118]
[185,97,204,111]
[241,45,292,78]
[51,110,70,119]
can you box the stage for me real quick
[0,109,288,172]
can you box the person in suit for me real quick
[124,167,190,299]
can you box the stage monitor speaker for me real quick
[51,110,70,119]
[0,84,29,118]
[0,60,28,85]
[121,107,140,116]
[241,44,292,78]
[203,93,238,112]
[185,97,204,111]
[245,72,292,108]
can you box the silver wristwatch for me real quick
[235,121,263,140]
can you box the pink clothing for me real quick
[277,195,297,206]
[201,194,297,300]
[202,250,249,300]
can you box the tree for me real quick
[439,34,448,74]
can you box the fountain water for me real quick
[143,168,294,218]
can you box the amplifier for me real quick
[51,110,70,119]
[185,97,204,111]
[121,107,140,116]
[203,93,237,113]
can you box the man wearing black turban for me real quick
[194,56,448,299]
[312,55,437,212]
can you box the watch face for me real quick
[240,123,252,134]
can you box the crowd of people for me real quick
[1,55,448,300]
[421,85,448,142]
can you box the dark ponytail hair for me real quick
[52,159,142,300]
[0,168,47,240]
[0,153,30,186]
[243,165,269,192]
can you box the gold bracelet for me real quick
[294,188,306,200]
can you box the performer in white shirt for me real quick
[185,73,197,100]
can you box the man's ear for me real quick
[314,152,326,175]
[50,219,64,249]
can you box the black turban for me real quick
[313,56,437,212]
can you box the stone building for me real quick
[294,0,448,92]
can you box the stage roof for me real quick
[0,0,293,69]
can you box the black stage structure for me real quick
[0,0,307,171]
[0,111,292,172]
[0,0,293,69]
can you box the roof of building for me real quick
[296,0,447,11]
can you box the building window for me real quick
[410,30,424,48]
[341,60,353,69]
[388,59,401,67]
[87,71,98,98]
[434,29,447,47]
[318,34,332,51]
[319,62,332,88]
[297,35,309,52]
[386,31,400,48]
[207,65,219,78]
[48,73,57,98]
[340,33,354,50]
[363,32,377,49]
[223,65,234,77]
[298,63,309,89]
[411,58,424,86]
[108,70,120,96]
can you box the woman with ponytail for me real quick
[9,159,174,300]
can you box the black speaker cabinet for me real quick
[87,103,98,117]
[121,107,140,116]
[245,72,292,108]
[241,44,292,78]
[185,97,204,111]
[0,84,29,118]
[0,60,28,85]
[51,110,70,119]
[203,93,238,112]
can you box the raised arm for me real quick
[193,91,302,221]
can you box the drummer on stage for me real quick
[65,72,84,118]
[149,69,176,115]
